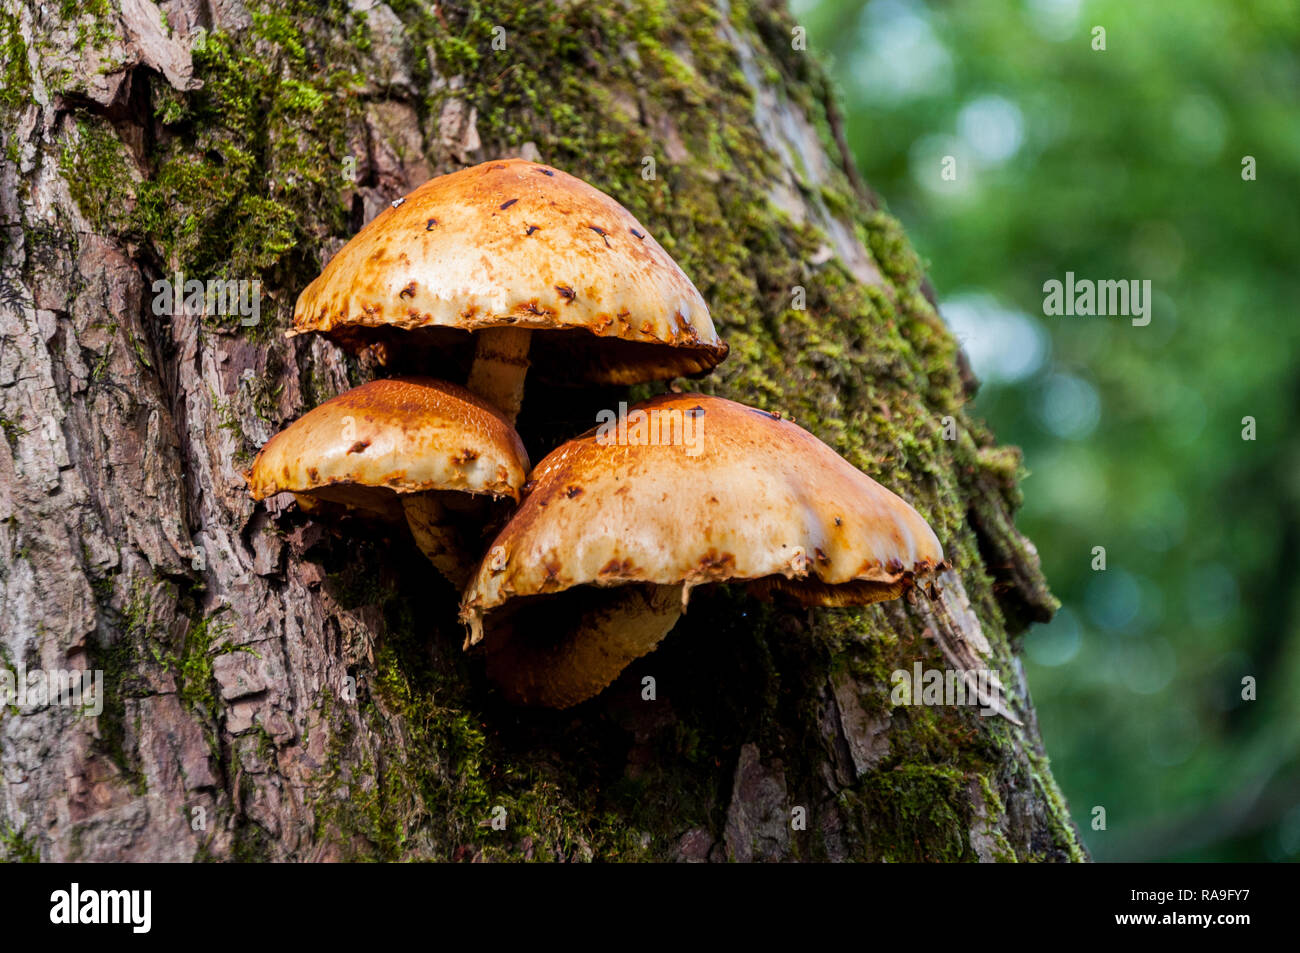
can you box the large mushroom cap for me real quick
[459,393,945,706]
[291,158,727,386]
[463,393,944,628]
[245,376,529,503]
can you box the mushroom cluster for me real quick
[248,158,946,708]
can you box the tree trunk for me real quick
[0,0,1085,861]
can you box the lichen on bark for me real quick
[0,0,1083,861]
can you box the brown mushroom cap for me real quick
[245,376,529,503]
[290,158,727,386]
[462,394,944,635]
[460,394,945,710]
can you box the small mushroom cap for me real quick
[245,377,529,502]
[291,158,727,385]
[461,393,945,641]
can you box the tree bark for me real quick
[0,0,1085,861]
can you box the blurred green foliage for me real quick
[798,0,1300,860]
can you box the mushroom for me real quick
[289,158,728,423]
[245,376,529,586]
[460,393,946,708]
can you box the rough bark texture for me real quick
[0,0,1085,861]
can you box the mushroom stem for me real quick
[466,326,532,424]
[401,494,471,588]
[483,584,682,708]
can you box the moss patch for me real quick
[0,11,32,115]
[0,822,40,862]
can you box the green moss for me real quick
[172,610,234,724]
[212,390,253,467]
[0,822,40,862]
[850,764,972,862]
[89,578,158,795]
[59,120,136,234]
[46,2,363,341]
[308,556,649,861]
[86,570,240,801]
[0,12,32,114]
[59,0,115,52]
[0,414,27,452]
[1024,742,1088,862]
[230,804,275,862]
[143,6,358,280]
